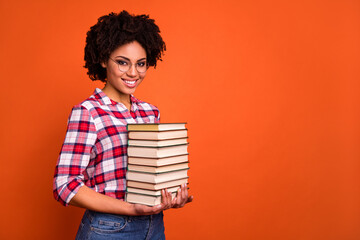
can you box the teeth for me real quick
[124,80,136,85]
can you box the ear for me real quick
[101,61,107,68]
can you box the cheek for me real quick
[107,67,125,79]
[139,73,146,80]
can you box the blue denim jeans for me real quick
[75,210,165,240]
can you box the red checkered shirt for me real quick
[53,88,160,206]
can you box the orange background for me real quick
[0,0,359,239]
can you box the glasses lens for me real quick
[136,62,148,73]
[118,62,130,72]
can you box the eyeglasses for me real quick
[109,57,148,73]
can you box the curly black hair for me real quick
[84,10,166,82]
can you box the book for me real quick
[128,154,189,166]
[127,178,188,190]
[128,144,188,158]
[126,192,177,206]
[126,186,181,196]
[127,123,186,132]
[126,169,188,184]
[128,138,188,147]
[128,129,188,140]
[127,162,189,173]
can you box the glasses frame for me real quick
[109,57,149,74]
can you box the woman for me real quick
[53,10,193,239]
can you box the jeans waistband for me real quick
[85,210,162,222]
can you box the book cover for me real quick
[127,123,187,132]
[128,137,188,147]
[127,162,189,173]
[127,144,188,158]
[128,129,188,140]
[126,186,181,196]
[126,192,177,206]
[127,154,189,166]
[126,169,188,184]
[126,178,189,190]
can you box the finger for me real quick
[163,189,169,208]
[161,189,167,207]
[187,195,194,203]
[176,187,181,198]
[162,189,171,209]
[172,196,177,207]
[182,184,187,201]
[171,189,179,208]
[176,184,183,207]
[184,183,188,196]
[166,189,172,208]
[161,189,167,204]
[179,184,187,207]
[176,187,182,206]
[172,187,182,208]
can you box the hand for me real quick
[171,183,193,208]
[131,189,173,215]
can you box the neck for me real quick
[102,85,131,110]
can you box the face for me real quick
[101,41,147,100]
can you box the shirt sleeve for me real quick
[155,108,160,123]
[53,105,97,206]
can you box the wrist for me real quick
[121,201,136,216]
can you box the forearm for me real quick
[69,185,135,215]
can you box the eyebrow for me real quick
[115,56,146,62]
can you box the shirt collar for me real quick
[130,94,140,104]
[92,88,140,105]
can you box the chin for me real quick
[121,88,137,95]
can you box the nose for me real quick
[127,64,137,77]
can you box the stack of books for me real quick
[125,123,189,206]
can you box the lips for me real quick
[122,79,137,88]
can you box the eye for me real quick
[116,60,128,66]
[137,61,146,67]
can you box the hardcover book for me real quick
[127,154,189,166]
[127,144,188,158]
[127,178,189,191]
[127,123,186,132]
[126,169,188,184]
[126,192,177,206]
[127,162,189,173]
[126,186,181,196]
[128,129,188,140]
[128,138,188,147]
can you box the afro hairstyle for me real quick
[84,10,166,82]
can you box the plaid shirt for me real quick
[53,88,160,206]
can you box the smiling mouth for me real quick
[122,79,137,88]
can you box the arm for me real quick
[69,185,173,216]
[53,105,96,206]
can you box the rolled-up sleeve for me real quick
[154,107,160,123]
[53,105,97,206]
